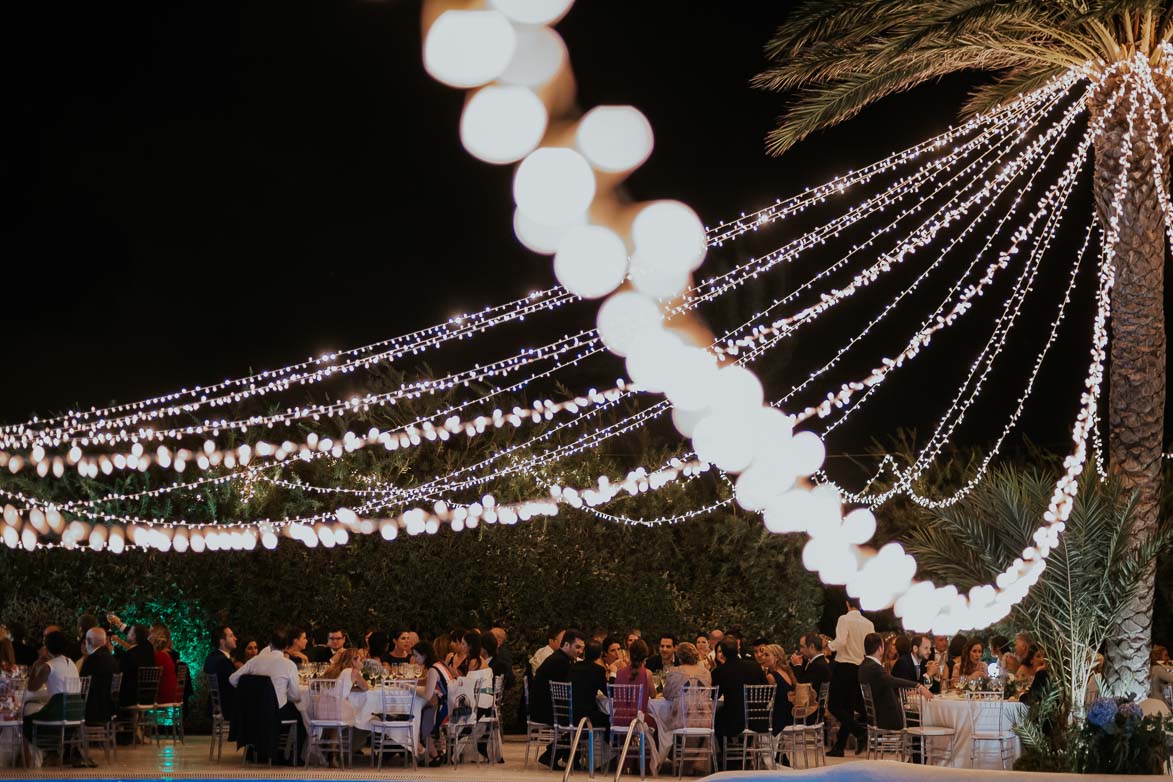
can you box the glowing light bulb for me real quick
[499,25,567,87]
[631,200,707,272]
[513,208,585,255]
[596,291,661,356]
[513,147,596,227]
[424,10,517,89]
[553,225,628,299]
[576,106,654,173]
[460,85,548,165]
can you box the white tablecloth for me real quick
[920,696,1026,768]
[597,694,705,771]
[346,688,424,751]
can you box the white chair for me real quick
[523,675,555,768]
[967,691,1015,769]
[671,684,718,777]
[119,665,160,745]
[778,682,825,768]
[84,672,122,763]
[860,683,906,761]
[443,668,498,766]
[607,682,653,774]
[30,676,89,765]
[370,682,417,769]
[206,674,229,761]
[548,679,607,772]
[485,674,505,762]
[724,683,774,769]
[900,687,955,765]
[306,678,352,767]
[0,677,27,768]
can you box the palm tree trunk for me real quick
[1090,79,1169,699]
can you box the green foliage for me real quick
[1072,698,1173,774]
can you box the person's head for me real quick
[708,629,724,649]
[726,628,743,651]
[1021,644,1041,670]
[911,635,931,662]
[934,635,949,653]
[716,640,738,665]
[130,624,151,647]
[675,642,700,666]
[460,630,483,660]
[845,598,860,613]
[43,623,63,643]
[695,635,711,657]
[947,633,968,659]
[658,634,677,662]
[324,648,362,679]
[583,641,602,665]
[1152,645,1169,665]
[884,636,898,661]
[85,627,107,655]
[78,614,98,640]
[801,633,822,659]
[288,627,307,652]
[560,629,585,660]
[327,627,347,652]
[548,628,565,651]
[963,640,984,670]
[989,635,1009,656]
[44,630,68,658]
[1033,646,1047,669]
[0,639,14,669]
[1014,632,1033,660]
[412,641,437,669]
[366,631,388,660]
[624,629,641,650]
[763,643,788,671]
[896,635,913,659]
[269,627,290,652]
[628,639,650,670]
[602,637,622,666]
[242,639,259,660]
[490,627,507,646]
[481,629,499,659]
[1001,652,1020,674]
[432,634,449,663]
[863,632,884,658]
[752,638,770,667]
[393,629,413,655]
[214,626,237,654]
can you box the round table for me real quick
[347,687,425,753]
[920,695,1026,769]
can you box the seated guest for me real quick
[0,638,15,673]
[1022,647,1051,705]
[483,630,512,689]
[457,630,486,676]
[204,626,238,717]
[366,631,391,674]
[711,640,767,750]
[1150,645,1173,701]
[286,627,310,668]
[944,634,967,680]
[76,614,99,665]
[695,635,713,670]
[858,632,932,731]
[793,632,831,695]
[316,627,348,664]
[305,629,333,664]
[532,630,584,726]
[987,635,1009,664]
[615,639,656,731]
[387,629,413,666]
[414,641,454,766]
[647,634,677,673]
[763,644,797,733]
[79,627,120,727]
[151,628,180,705]
[601,637,623,681]
[1017,644,1042,686]
[751,638,771,672]
[112,623,156,707]
[444,629,465,670]
[154,625,191,707]
[229,628,305,759]
[568,641,609,728]
[24,631,82,738]
[893,634,939,693]
[236,639,258,669]
[707,629,724,665]
[530,628,563,674]
[1000,651,1020,677]
[318,648,366,725]
[664,641,711,727]
[1013,632,1034,664]
[883,635,899,674]
[488,627,516,689]
[959,640,986,678]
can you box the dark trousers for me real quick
[829,662,865,751]
[276,702,307,765]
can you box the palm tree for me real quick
[755,2,1173,698]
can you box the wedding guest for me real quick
[150,628,180,705]
[1017,644,1042,685]
[43,623,82,662]
[893,634,938,692]
[663,641,710,728]
[763,644,797,733]
[236,638,259,668]
[112,623,155,707]
[24,631,82,747]
[883,635,899,674]
[1013,632,1033,663]
[1022,647,1051,705]
[932,635,949,672]
[286,627,310,668]
[532,630,584,726]
[388,629,414,666]
[305,629,333,664]
[80,627,120,728]
[751,638,771,672]
[432,633,450,667]
[319,648,366,726]
[695,635,713,669]
[489,627,514,687]
[987,635,1009,664]
[230,628,306,761]
[457,630,485,676]
[154,625,192,707]
[794,633,831,694]
[0,639,16,673]
[316,627,348,664]
[827,599,873,757]
[76,614,99,664]
[614,639,656,731]
[858,633,933,732]
[413,641,454,767]
[568,641,609,728]
[483,630,510,689]
[601,637,623,681]
[945,634,968,680]
[1000,651,1020,677]
[204,626,238,717]
[1149,645,1173,700]
[530,628,562,674]
[707,629,724,665]
[366,631,390,673]
[959,640,986,678]
[712,639,767,759]
[646,634,677,672]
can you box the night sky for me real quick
[2,1,1122,480]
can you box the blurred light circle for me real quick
[670,405,708,437]
[763,489,819,534]
[662,347,720,410]
[513,147,596,226]
[625,328,684,392]
[488,0,574,26]
[692,411,757,472]
[499,26,566,87]
[706,365,764,412]
[553,225,628,299]
[514,208,584,255]
[843,508,877,545]
[629,260,689,298]
[424,10,517,89]
[596,292,661,357]
[576,106,654,173]
[790,430,826,475]
[631,200,707,272]
[460,85,548,164]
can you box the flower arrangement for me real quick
[361,658,385,687]
[1072,696,1171,775]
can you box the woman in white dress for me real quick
[23,631,82,762]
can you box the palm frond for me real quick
[961,63,1070,116]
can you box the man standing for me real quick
[858,633,933,730]
[827,599,873,756]
[79,627,120,729]
[646,634,677,672]
[204,626,238,718]
[711,640,767,766]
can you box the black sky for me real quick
[1,1,1127,480]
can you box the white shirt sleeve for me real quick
[228,657,250,687]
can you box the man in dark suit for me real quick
[892,634,940,693]
[568,641,609,728]
[646,634,677,673]
[793,632,831,691]
[203,625,238,718]
[79,627,120,727]
[533,629,584,767]
[858,633,933,731]
[711,639,767,766]
[489,627,516,689]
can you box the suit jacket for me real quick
[204,649,237,717]
[797,655,831,691]
[858,657,917,730]
[891,653,920,684]
[115,643,158,706]
[229,675,282,763]
[646,655,675,672]
[531,649,573,725]
[79,648,120,725]
[568,661,609,726]
[307,645,334,664]
[493,647,516,690]
[711,657,768,739]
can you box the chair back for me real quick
[898,686,922,727]
[860,683,879,727]
[110,673,123,706]
[0,677,26,721]
[207,674,223,718]
[62,677,87,722]
[138,665,162,705]
[307,678,345,723]
[78,675,92,699]
[467,667,495,713]
[549,680,573,727]
[493,674,505,711]
[174,664,189,698]
[608,682,644,727]
[967,690,1005,735]
[743,684,775,734]
[379,681,415,722]
[679,684,718,731]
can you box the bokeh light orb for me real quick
[514,208,584,255]
[553,225,628,299]
[596,291,661,357]
[631,200,707,272]
[488,0,574,26]
[576,106,654,173]
[499,26,567,87]
[460,85,548,164]
[513,147,596,227]
[424,11,517,89]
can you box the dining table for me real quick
[919,693,1026,769]
[346,682,425,753]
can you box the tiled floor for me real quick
[2,734,850,780]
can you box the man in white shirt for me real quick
[230,628,305,760]
[827,599,874,756]
[530,628,563,674]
